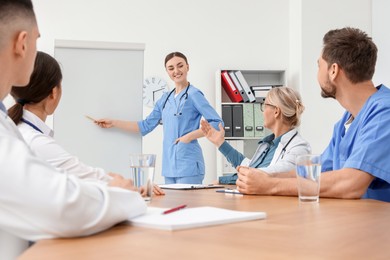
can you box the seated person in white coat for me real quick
[0,1,146,259]
[201,87,311,184]
[8,51,165,196]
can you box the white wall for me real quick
[33,0,290,184]
[297,0,372,154]
[373,0,390,86]
[28,0,372,184]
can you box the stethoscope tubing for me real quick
[276,131,298,161]
[162,84,190,116]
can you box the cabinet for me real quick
[215,70,285,176]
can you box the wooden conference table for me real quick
[20,188,390,259]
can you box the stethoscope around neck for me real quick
[250,130,298,167]
[275,130,298,161]
[162,82,190,116]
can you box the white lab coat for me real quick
[18,110,111,182]
[0,108,147,259]
[240,129,311,174]
[264,129,311,173]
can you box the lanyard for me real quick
[21,118,44,134]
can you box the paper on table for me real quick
[129,206,266,231]
[159,184,224,190]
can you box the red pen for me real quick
[162,204,187,215]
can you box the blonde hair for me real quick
[266,87,304,127]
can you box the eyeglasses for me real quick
[260,102,277,112]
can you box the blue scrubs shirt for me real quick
[218,133,281,168]
[321,84,390,202]
[218,134,282,184]
[138,85,222,179]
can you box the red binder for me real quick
[221,71,243,102]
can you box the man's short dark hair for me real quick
[0,0,35,25]
[322,27,377,84]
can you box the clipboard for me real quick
[159,184,225,190]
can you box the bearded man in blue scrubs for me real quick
[236,27,390,202]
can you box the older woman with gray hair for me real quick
[201,86,311,184]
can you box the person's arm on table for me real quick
[1,139,146,241]
[109,173,165,196]
[319,168,374,199]
[236,166,374,199]
[236,167,298,195]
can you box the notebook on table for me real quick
[129,206,266,231]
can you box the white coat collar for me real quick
[0,101,7,118]
[22,109,54,137]
[280,128,298,144]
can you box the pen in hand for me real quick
[162,204,187,215]
[85,115,97,122]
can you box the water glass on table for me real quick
[129,154,156,201]
[296,154,321,203]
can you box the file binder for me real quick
[253,103,265,138]
[252,85,274,102]
[253,89,269,99]
[221,71,243,102]
[232,105,244,137]
[229,71,249,102]
[222,105,233,137]
[243,103,255,137]
[234,71,256,102]
[250,85,274,91]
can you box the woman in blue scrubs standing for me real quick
[96,52,222,184]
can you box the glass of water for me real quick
[129,154,156,201]
[296,154,321,203]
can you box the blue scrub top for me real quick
[218,133,282,168]
[321,84,390,202]
[138,85,222,178]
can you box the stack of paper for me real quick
[129,207,266,231]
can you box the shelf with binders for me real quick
[216,69,286,176]
[220,70,285,103]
